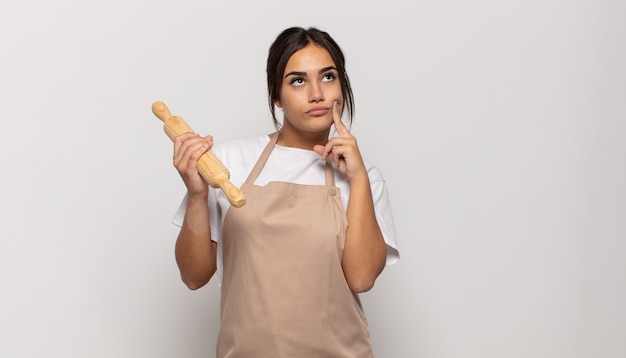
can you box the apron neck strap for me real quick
[243,132,279,186]
[243,131,336,187]
[324,159,335,187]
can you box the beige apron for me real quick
[217,132,374,357]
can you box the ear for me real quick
[275,100,282,109]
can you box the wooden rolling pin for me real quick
[152,101,246,208]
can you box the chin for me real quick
[306,120,333,133]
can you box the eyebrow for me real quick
[283,66,338,79]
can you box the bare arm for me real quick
[172,133,218,290]
[314,102,387,293]
[342,176,387,292]
[175,194,217,290]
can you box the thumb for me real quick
[313,145,325,156]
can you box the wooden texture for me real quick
[152,101,246,208]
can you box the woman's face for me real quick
[277,43,343,134]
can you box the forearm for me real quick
[342,178,387,293]
[175,194,217,290]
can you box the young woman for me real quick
[171,26,399,357]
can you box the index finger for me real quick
[173,132,199,153]
[174,132,197,145]
[332,101,349,136]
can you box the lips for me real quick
[306,107,330,116]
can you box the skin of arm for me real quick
[172,133,218,290]
[342,174,387,293]
[314,102,387,293]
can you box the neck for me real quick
[275,122,330,150]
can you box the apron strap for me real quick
[324,159,335,187]
[243,132,280,186]
[243,131,337,188]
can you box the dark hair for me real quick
[266,27,355,130]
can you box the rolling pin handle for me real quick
[152,101,172,123]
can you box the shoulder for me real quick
[210,134,270,168]
[211,134,269,157]
[210,134,270,186]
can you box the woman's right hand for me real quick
[173,133,214,198]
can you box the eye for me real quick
[290,77,305,87]
[322,72,337,82]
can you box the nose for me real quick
[308,82,324,103]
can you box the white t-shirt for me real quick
[173,135,399,280]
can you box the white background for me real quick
[1,0,625,357]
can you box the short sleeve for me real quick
[171,194,187,227]
[368,167,400,266]
[171,189,221,244]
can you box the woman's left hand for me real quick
[314,101,367,182]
